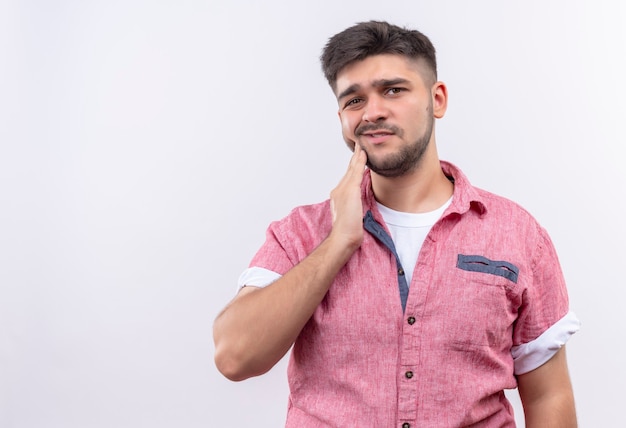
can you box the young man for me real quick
[214,21,580,427]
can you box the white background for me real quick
[1,1,624,427]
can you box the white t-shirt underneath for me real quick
[376,198,452,287]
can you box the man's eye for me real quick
[386,87,404,95]
[345,98,362,107]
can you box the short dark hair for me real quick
[320,20,437,91]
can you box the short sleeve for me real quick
[512,226,575,349]
[248,220,298,275]
[247,202,332,276]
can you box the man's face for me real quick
[335,54,443,177]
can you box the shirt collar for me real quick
[360,160,487,220]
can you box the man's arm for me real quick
[517,346,577,427]
[213,144,367,382]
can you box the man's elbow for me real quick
[214,344,250,381]
[214,344,269,382]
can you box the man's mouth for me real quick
[364,131,393,137]
[356,123,400,137]
[359,129,395,145]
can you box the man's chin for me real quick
[367,156,416,178]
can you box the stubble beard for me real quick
[361,112,435,178]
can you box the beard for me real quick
[357,111,434,178]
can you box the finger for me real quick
[335,144,366,193]
[345,144,366,179]
[354,143,367,166]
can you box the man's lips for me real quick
[363,131,393,137]
[356,123,401,139]
[360,131,394,145]
[358,127,396,144]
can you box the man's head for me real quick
[320,21,447,178]
[320,20,437,93]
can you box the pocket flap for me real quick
[456,254,519,283]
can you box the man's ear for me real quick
[432,81,448,119]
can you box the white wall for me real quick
[1,1,624,426]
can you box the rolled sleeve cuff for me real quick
[512,311,581,375]
[237,267,282,291]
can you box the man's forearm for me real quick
[523,391,577,428]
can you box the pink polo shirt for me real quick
[247,161,578,427]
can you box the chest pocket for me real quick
[456,254,519,284]
[446,254,521,348]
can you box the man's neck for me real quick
[370,149,453,214]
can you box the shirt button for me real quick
[402,423,410,428]
[405,371,414,379]
[407,316,416,325]
[398,268,405,275]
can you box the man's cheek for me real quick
[339,117,357,151]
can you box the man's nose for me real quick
[362,98,388,123]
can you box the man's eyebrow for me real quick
[372,78,411,88]
[336,78,411,100]
[337,84,360,101]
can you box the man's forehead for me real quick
[334,55,427,97]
